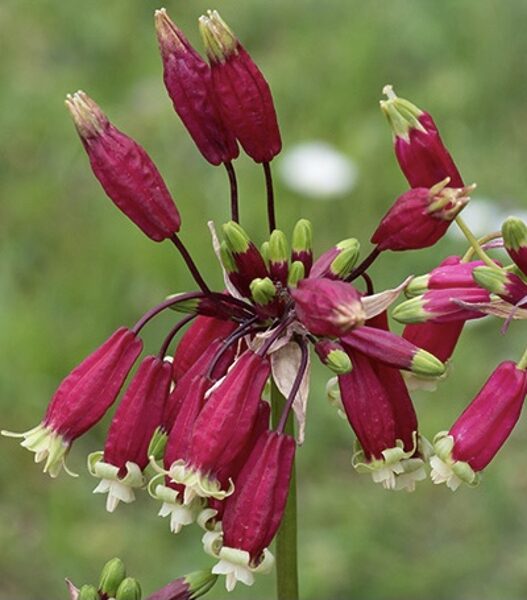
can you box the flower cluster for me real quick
[4,8,527,597]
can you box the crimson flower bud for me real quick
[199,10,282,163]
[155,9,238,166]
[430,361,527,490]
[2,328,142,477]
[314,339,352,374]
[473,266,527,307]
[88,356,172,512]
[341,325,445,377]
[309,238,360,280]
[268,229,289,285]
[65,91,181,241]
[371,180,474,252]
[291,219,313,276]
[380,85,464,189]
[291,278,365,337]
[222,221,269,297]
[172,316,237,381]
[146,569,218,600]
[392,287,490,324]
[170,351,270,504]
[205,430,295,592]
[338,349,425,490]
[502,217,527,276]
[406,257,493,297]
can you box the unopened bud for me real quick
[473,266,527,306]
[145,570,218,600]
[315,340,352,374]
[250,277,277,306]
[328,238,360,279]
[269,230,289,284]
[99,558,126,598]
[260,240,270,265]
[291,219,313,275]
[502,216,527,276]
[78,585,99,600]
[116,577,142,600]
[287,261,305,287]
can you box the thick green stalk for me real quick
[518,347,527,371]
[271,380,299,600]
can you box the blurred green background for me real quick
[2,1,527,598]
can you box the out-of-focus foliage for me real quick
[1,1,527,599]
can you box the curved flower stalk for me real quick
[5,8,527,600]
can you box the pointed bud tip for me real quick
[199,9,237,62]
[292,219,313,251]
[412,349,446,377]
[99,557,126,597]
[326,349,353,375]
[472,265,507,294]
[65,90,108,139]
[116,577,142,600]
[502,216,527,250]
[250,277,276,306]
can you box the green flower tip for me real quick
[116,577,142,600]
[379,84,425,140]
[99,557,126,598]
[411,349,445,377]
[269,229,289,263]
[472,265,507,294]
[326,349,352,375]
[292,219,313,252]
[391,296,428,324]
[502,216,527,251]
[287,261,305,287]
[331,239,360,278]
[405,274,430,298]
[250,277,276,306]
[78,585,99,600]
[222,221,251,254]
[199,9,237,63]
[185,569,219,598]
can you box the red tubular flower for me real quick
[341,325,445,377]
[164,337,236,433]
[199,10,281,163]
[2,328,142,478]
[155,9,238,166]
[171,351,270,504]
[380,85,464,189]
[431,361,527,490]
[338,349,423,490]
[393,287,491,324]
[405,256,495,297]
[151,376,211,534]
[205,430,295,592]
[291,278,365,337]
[502,217,527,276]
[173,316,237,381]
[65,91,181,242]
[88,356,172,512]
[199,401,271,532]
[371,180,474,252]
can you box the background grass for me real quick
[1,1,527,598]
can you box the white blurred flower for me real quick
[278,141,358,199]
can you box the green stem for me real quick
[455,217,500,269]
[461,231,501,263]
[518,347,527,370]
[271,380,299,600]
